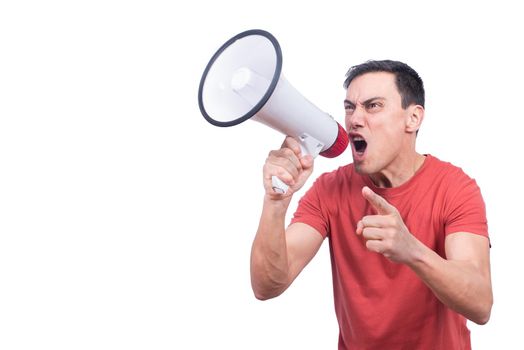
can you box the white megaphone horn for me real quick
[198,29,348,194]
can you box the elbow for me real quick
[253,290,275,301]
[463,275,493,325]
[250,261,289,301]
[251,272,288,301]
[252,284,285,301]
[475,305,493,325]
[472,311,491,325]
[471,296,493,325]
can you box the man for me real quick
[250,60,492,349]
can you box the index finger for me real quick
[362,186,396,215]
[281,136,302,157]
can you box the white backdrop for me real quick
[1,1,522,349]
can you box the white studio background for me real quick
[0,1,522,349]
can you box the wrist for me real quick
[405,238,434,271]
[263,194,292,213]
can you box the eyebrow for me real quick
[344,96,385,107]
[343,99,355,108]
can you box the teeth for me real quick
[353,136,364,141]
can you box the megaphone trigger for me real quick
[297,133,324,158]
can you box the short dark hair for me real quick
[343,60,425,109]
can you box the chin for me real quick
[353,157,382,175]
[354,161,370,175]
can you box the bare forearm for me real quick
[250,196,292,300]
[408,243,492,324]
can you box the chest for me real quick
[326,189,447,256]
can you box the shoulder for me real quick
[321,163,355,178]
[411,155,485,215]
[304,163,366,211]
[427,155,486,209]
[426,154,466,174]
[426,156,488,236]
[424,155,477,186]
[314,163,358,189]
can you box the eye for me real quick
[344,105,355,115]
[366,101,382,111]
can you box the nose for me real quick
[346,105,365,131]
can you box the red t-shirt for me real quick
[291,155,488,350]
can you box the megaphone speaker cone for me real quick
[198,29,282,127]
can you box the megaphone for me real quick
[198,29,348,193]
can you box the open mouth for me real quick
[352,136,367,154]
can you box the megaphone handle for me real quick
[271,134,322,194]
[271,176,289,194]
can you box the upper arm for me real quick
[445,232,491,278]
[285,222,324,283]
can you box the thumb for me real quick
[362,186,396,215]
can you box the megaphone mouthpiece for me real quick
[320,123,349,158]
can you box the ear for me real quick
[405,105,424,133]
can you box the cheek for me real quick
[344,114,354,130]
[344,121,352,133]
[370,123,404,151]
[371,113,405,134]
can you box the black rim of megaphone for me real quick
[198,29,283,127]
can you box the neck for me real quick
[369,152,426,188]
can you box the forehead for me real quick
[346,71,399,102]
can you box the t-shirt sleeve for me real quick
[290,179,330,239]
[444,172,488,238]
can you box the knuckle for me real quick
[281,147,296,159]
[276,168,292,179]
[385,228,396,239]
[267,149,294,167]
[385,216,396,226]
[284,136,299,147]
[267,150,279,160]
